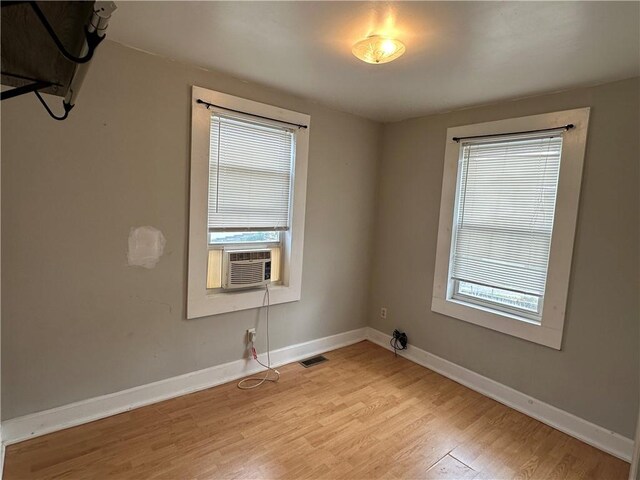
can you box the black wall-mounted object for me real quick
[1,1,116,120]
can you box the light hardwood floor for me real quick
[4,341,630,479]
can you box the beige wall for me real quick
[370,77,640,438]
[1,41,381,419]
[2,39,638,442]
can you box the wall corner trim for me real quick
[0,426,4,480]
[365,326,634,463]
[1,327,368,446]
[0,443,4,480]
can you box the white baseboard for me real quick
[1,327,368,446]
[1,325,633,465]
[366,327,634,463]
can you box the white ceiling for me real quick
[109,1,640,122]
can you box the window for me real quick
[205,112,294,289]
[450,133,562,322]
[432,108,590,349]
[187,86,310,319]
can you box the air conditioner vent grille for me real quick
[229,251,271,262]
[230,262,264,285]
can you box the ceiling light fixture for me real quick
[352,35,406,64]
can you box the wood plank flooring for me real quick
[4,341,630,479]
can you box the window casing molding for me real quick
[432,108,590,349]
[187,86,310,319]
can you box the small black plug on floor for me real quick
[391,329,408,357]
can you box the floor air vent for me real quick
[299,355,328,368]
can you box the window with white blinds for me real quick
[208,113,295,232]
[450,132,564,319]
[432,109,589,348]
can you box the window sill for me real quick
[431,296,562,349]
[188,283,300,319]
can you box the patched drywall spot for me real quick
[127,226,166,269]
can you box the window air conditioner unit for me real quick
[222,249,272,290]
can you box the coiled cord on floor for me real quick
[390,329,408,357]
[237,284,280,390]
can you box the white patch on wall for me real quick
[127,226,166,269]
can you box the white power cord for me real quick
[237,284,280,390]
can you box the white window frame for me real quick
[187,86,310,319]
[432,108,590,349]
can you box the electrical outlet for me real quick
[247,328,256,344]
[380,307,387,319]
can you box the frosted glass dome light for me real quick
[352,35,406,64]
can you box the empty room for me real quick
[1,1,639,479]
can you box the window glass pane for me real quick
[457,281,540,313]
[208,231,280,245]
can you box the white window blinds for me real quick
[450,133,564,297]
[208,113,295,232]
